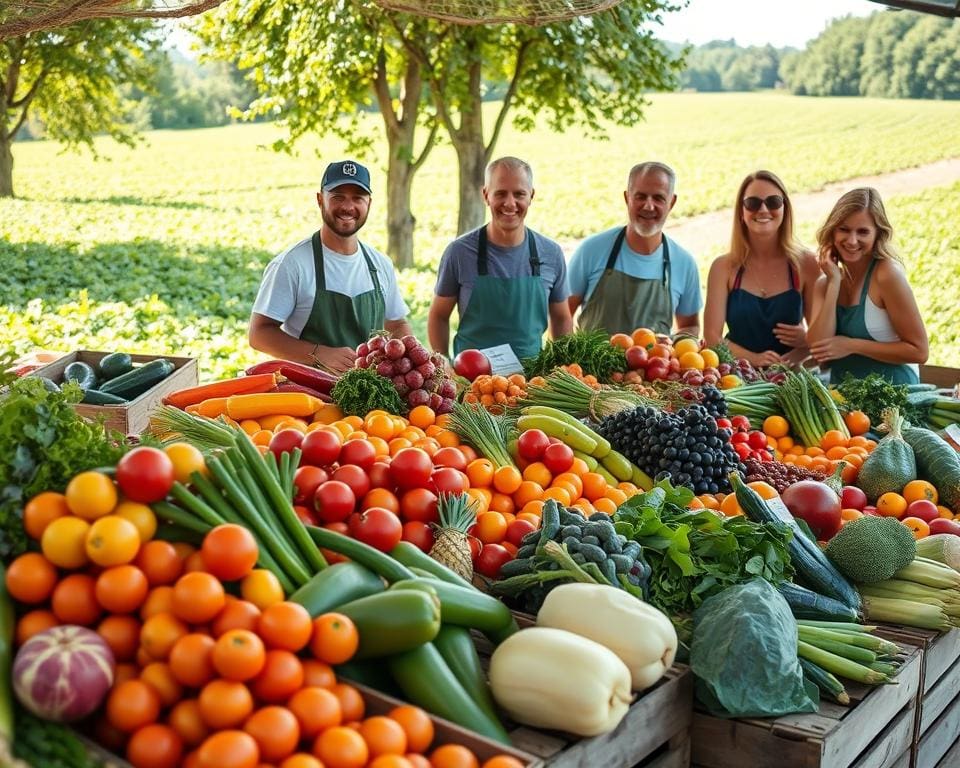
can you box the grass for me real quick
[2,92,959,379]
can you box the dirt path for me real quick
[560,157,960,257]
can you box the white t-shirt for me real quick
[252,236,409,338]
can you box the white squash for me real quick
[536,582,677,691]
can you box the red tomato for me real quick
[505,519,537,547]
[906,499,939,523]
[475,544,512,578]
[517,430,550,462]
[332,465,371,501]
[730,432,750,444]
[293,505,318,526]
[432,447,468,472]
[430,468,469,495]
[452,349,491,380]
[319,522,350,564]
[731,415,751,432]
[468,536,481,561]
[268,429,304,458]
[115,447,175,503]
[347,508,403,551]
[339,439,376,470]
[716,418,733,430]
[390,448,434,490]
[313,481,356,523]
[401,521,434,552]
[734,442,751,460]
[201,524,259,581]
[399,488,438,524]
[367,461,393,490]
[542,443,574,475]
[300,429,341,467]
[747,431,768,450]
[293,466,329,506]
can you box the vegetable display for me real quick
[776,369,849,448]
[522,329,627,381]
[330,367,407,417]
[354,332,456,413]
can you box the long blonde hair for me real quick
[730,170,804,268]
[816,187,900,263]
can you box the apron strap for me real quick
[478,226,541,277]
[858,258,878,305]
[359,243,384,299]
[732,265,745,291]
[311,231,327,291]
[661,236,671,290]
[604,228,627,272]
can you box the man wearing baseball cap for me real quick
[249,160,413,372]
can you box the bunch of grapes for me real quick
[355,333,456,413]
[596,404,743,495]
[677,384,727,419]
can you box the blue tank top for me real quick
[725,262,803,355]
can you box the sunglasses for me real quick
[743,195,784,212]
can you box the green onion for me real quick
[520,369,659,421]
[449,402,516,469]
[148,405,238,451]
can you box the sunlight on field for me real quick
[2,93,959,377]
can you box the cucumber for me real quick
[777,581,859,622]
[98,352,134,380]
[99,358,175,399]
[82,389,127,405]
[289,561,385,617]
[334,589,441,660]
[63,361,98,391]
[433,625,500,722]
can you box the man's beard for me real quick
[322,206,367,237]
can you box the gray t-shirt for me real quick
[434,227,569,314]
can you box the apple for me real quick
[929,518,960,536]
[862,505,880,517]
[840,486,867,512]
[453,349,491,380]
[625,345,649,370]
[906,499,940,523]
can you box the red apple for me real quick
[625,345,649,370]
[929,518,960,536]
[862,505,880,517]
[906,499,940,523]
[840,486,867,512]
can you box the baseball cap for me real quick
[321,160,372,194]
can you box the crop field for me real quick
[2,92,959,379]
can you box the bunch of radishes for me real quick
[355,333,457,413]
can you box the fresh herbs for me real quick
[0,378,128,559]
[835,373,915,428]
[330,367,406,416]
[13,705,106,768]
[522,330,627,381]
[613,480,794,624]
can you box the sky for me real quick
[657,0,879,48]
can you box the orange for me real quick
[173,572,226,624]
[825,446,849,460]
[746,481,778,500]
[719,494,743,517]
[678,351,705,371]
[65,471,117,520]
[762,416,789,439]
[387,705,434,754]
[359,716,408,758]
[241,569,284,610]
[107,679,161,733]
[16,609,58,645]
[697,494,720,510]
[434,430,460,449]
[848,435,870,449]
[569,457,590,476]
[610,333,633,350]
[366,414,398,440]
[841,453,864,468]
[492,466,523,495]
[244,706,301,763]
[466,459,495,488]
[903,480,938,505]
[141,586,175,620]
[313,725,369,768]
[408,406,436,430]
[843,410,871,436]
[592,497,617,514]
[475,512,508,544]
[804,446,825,457]
[794,455,814,469]
[258,601,313,652]
[367,436,390,457]
[41,515,90,569]
[522,462,552,488]
[841,508,864,522]
[631,328,657,349]
[465,487,492,514]
[877,492,908,518]
[688,497,705,510]
[700,348,720,369]
[96,565,149,614]
[140,612,189,661]
[289,686,342,738]
[511,481,544,508]
[389,438,413,456]
[901,516,930,540]
[140,661,183,707]
[554,472,584,499]
[5,552,58,604]
[819,430,847,451]
[938,506,954,519]
[570,498,595,516]
[51,573,101,625]
[581,472,608,501]
[165,442,207,484]
[487,493,515,516]
[430,744,479,768]
[552,481,579,503]
[23,491,70,541]
[541,486,572,506]
[168,699,210,748]
[603,487,628,506]
[198,679,254,730]
[519,499,545,518]
[331,682,365,722]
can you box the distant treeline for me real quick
[676,10,960,99]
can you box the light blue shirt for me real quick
[568,227,703,317]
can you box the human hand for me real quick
[312,345,357,374]
[818,248,843,282]
[773,323,807,349]
[809,336,853,364]
[750,350,783,368]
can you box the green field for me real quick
[2,92,959,379]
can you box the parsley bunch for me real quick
[331,367,406,417]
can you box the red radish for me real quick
[14,626,116,721]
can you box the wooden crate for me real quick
[30,350,198,435]
[691,640,923,768]
[919,365,960,390]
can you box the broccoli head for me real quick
[824,516,917,584]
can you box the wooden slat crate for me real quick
[691,640,922,768]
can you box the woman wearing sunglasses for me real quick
[807,188,927,385]
[704,170,819,367]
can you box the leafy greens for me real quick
[331,367,406,417]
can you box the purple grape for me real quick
[377,360,395,377]
[407,346,430,366]
[439,379,456,399]
[437,397,455,414]
[385,339,406,360]
[356,342,369,358]
[417,361,436,380]
[368,335,385,351]
[395,357,413,375]
[429,392,443,410]
[405,370,424,390]
[407,388,430,407]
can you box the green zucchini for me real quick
[81,389,127,405]
[388,541,474,589]
[289,561,385,617]
[307,526,415,583]
[98,352,134,380]
[799,657,849,705]
[63,361,98,391]
[432,625,500,722]
[99,358,175,399]
[903,426,960,511]
[334,659,404,697]
[334,589,441,659]
[777,582,859,622]
[389,577,516,635]
[37,377,59,393]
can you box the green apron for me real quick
[829,258,918,385]
[298,231,385,349]
[453,226,549,359]
[577,228,674,336]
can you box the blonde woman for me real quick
[807,188,927,384]
[704,171,819,367]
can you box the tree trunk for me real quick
[455,138,487,235]
[385,151,415,268]
[0,130,13,198]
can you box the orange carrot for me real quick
[162,373,278,409]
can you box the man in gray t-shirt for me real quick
[428,157,573,360]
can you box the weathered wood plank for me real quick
[933,735,960,768]
[849,704,915,768]
[642,731,691,768]
[920,629,960,694]
[918,656,960,735]
[916,689,960,768]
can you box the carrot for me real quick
[226,392,323,420]
[197,397,230,418]
[162,373,278,409]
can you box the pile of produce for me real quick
[354,332,456,414]
[462,373,529,413]
[39,353,178,406]
[777,369,849,449]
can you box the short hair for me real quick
[485,156,533,187]
[817,187,900,263]
[627,162,676,196]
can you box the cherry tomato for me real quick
[313,481,356,524]
[300,429,341,467]
[347,508,403,552]
[390,448,434,491]
[747,431,768,450]
[731,415,751,432]
[431,447,468,472]
[115,447,175,504]
[367,461,393,490]
[401,521,434,552]
[268,429,304,458]
[505,519,537,547]
[475,544,512,579]
[339,439,377,471]
[293,466,328,506]
[430,468,469,495]
[516,430,550,462]
[734,442,751,460]
[332,464,371,500]
[715,418,733,430]
[399,488,438,524]
[293,505,318,526]
[542,443,574,475]
[730,431,750,444]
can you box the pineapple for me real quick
[429,492,478,581]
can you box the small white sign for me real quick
[479,344,524,376]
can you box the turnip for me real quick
[366,351,384,367]
[377,360,395,378]
[385,339,406,360]
[395,357,413,374]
